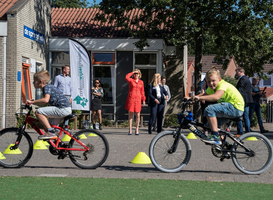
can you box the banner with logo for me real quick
[69,38,91,111]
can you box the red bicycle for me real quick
[0,104,109,169]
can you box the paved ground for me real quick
[0,123,273,183]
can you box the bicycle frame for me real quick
[14,105,90,152]
[176,99,253,156]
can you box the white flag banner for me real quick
[69,38,91,111]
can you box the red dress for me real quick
[125,72,146,112]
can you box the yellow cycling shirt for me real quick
[206,79,245,112]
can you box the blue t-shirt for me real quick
[43,84,71,108]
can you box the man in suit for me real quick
[235,67,253,135]
[147,73,169,134]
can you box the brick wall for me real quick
[2,0,51,128]
[0,37,3,126]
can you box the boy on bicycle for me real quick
[26,70,72,140]
[192,66,244,145]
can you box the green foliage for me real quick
[52,0,90,8]
[222,75,238,87]
[163,114,179,128]
[98,0,273,90]
[102,118,114,126]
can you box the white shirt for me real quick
[155,84,161,98]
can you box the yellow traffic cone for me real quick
[43,141,50,146]
[0,152,6,159]
[62,134,71,142]
[131,152,152,164]
[3,144,22,154]
[246,137,258,141]
[33,140,48,150]
[88,133,98,137]
[79,134,87,139]
[187,132,197,139]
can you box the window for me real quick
[135,53,157,102]
[22,63,32,103]
[52,51,70,64]
[94,66,114,104]
[263,76,272,86]
[92,53,115,65]
[135,53,156,65]
[35,63,44,100]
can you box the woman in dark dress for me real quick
[91,78,104,130]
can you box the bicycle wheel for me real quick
[68,129,109,169]
[232,132,273,175]
[149,130,191,173]
[0,128,33,168]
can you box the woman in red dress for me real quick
[125,69,146,135]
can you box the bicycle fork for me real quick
[11,125,26,150]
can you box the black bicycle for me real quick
[149,99,273,175]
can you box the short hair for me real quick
[34,70,50,84]
[62,65,70,71]
[134,69,142,79]
[206,66,221,80]
[253,77,259,81]
[236,67,245,73]
[161,76,166,80]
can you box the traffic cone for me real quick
[131,152,152,164]
[43,141,50,146]
[246,137,258,141]
[62,134,71,142]
[88,133,98,137]
[187,132,197,139]
[79,134,87,139]
[3,144,22,154]
[0,152,6,159]
[33,140,48,150]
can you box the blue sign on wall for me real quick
[23,25,45,44]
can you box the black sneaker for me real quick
[99,124,102,130]
[261,130,269,134]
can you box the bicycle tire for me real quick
[149,130,191,173]
[0,128,33,168]
[68,129,109,169]
[231,132,273,175]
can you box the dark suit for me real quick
[147,84,168,133]
[236,75,253,134]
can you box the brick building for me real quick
[0,0,50,127]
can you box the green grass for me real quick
[0,176,273,200]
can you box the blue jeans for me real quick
[237,103,251,135]
[249,102,265,131]
[204,102,244,128]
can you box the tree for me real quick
[52,0,90,8]
[97,0,273,118]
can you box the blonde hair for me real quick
[134,69,142,79]
[151,73,161,87]
[34,70,50,85]
[206,66,221,80]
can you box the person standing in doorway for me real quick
[91,79,104,130]
[54,65,72,129]
[148,73,168,134]
[235,67,253,135]
[153,76,171,131]
[249,77,269,133]
[125,69,146,135]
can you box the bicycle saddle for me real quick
[64,114,76,120]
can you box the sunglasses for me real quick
[95,82,100,84]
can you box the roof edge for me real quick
[6,0,30,15]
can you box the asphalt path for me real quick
[0,124,273,183]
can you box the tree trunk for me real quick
[193,30,203,121]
